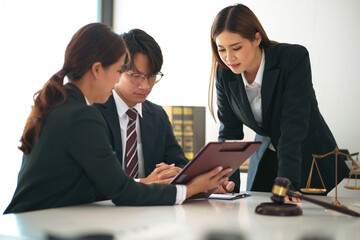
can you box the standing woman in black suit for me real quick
[208,4,349,199]
[4,23,232,214]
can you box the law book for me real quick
[183,107,194,159]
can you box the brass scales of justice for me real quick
[301,147,359,207]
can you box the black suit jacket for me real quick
[216,43,349,192]
[4,84,176,214]
[94,95,188,176]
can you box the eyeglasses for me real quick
[125,71,164,86]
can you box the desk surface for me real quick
[1,192,359,240]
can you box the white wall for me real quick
[114,0,360,154]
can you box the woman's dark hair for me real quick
[120,29,163,75]
[208,4,278,120]
[19,23,126,155]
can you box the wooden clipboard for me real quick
[170,141,262,199]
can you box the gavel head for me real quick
[270,177,291,204]
[256,177,303,216]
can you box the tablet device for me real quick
[170,141,262,199]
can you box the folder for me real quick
[170,141,262,199]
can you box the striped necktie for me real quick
[125,108,138,178]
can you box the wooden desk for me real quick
[0,192,359,240]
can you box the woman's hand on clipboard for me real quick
[213,180,235,194]
[185,167,233,199]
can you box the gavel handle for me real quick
[288,191,360,217]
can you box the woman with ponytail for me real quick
[19,69,67,155]
[4,23,231,214]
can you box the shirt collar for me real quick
[112,89,143,118]
[84,96,90,106]
[242,48,265,88]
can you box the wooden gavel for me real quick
[271,177,360,217]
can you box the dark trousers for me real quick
[250,148,278,192]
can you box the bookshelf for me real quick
[162,106,205,160]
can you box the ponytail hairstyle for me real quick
[208,4,279,120]
[120,29,163,75]
[19,23,126,155]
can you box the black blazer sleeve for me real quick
[215,68,245,192]
[272,46,313,189]
[216,69,245,141]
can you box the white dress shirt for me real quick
[111,90,186,204]
[241,50,275,151]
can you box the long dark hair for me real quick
[19,23,126,155]
[120,29,163,75]
[208,4,278,120]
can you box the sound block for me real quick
[255,202,302,216]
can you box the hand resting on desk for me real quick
[140,162,182,184]
[213,180,235,194]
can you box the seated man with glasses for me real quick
[94,29,188,184]
[95,29,234,193]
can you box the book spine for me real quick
[172,106,184,149]
[183,107,194,160]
